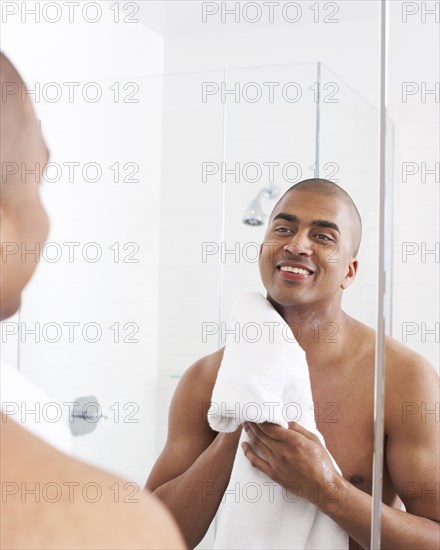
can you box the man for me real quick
[147,179,440,549]
[0,52,184,550]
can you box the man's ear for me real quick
[259,243,263,258]
[0,208,21,320]
[341,258,358,289]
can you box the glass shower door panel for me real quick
[221,63,319,324]
[319,64,380,329]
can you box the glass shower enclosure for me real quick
[156,60,392,548]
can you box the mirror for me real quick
[1,2,437,549]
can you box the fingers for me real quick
[244,423,275,459]
[246,421,286,442]
[288,421,320,443]
[244,421,322,468]
[248,421,313,444]
[241,441,272,478]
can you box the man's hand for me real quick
[241,421,343,511]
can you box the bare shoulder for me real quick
[384,334,438,390]
[382,336,439,432]
[1,415,185,550]
[176,347,225,402]
[350,317,437,389]
[346,318,438,426]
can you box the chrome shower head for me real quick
[243,198,265,226]
[242,185,279,226]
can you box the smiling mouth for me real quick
[279,266,312,275]
[276,265,314,281]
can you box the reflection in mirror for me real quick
[1,1,438,549]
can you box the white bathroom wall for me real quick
[156,69,225,443]
[388,2,439,372]
[160,1,381,104]
[1,1,165,483]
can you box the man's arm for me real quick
[321,355,440,548]
[242,353,440,549]
[146,349,242,549]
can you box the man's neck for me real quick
[267,296,355,367]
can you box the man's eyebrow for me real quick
[272,213,299,223]
[312,220,340,234]
[272,213,340,234]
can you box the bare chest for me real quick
[313,384,374,488]
[309,366,397,503]
[309,366,401,550]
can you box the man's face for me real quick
[258,190,358,311]
[0,135,50,320]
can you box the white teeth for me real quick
[280,266,311,275]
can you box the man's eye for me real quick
[274,227,293,233]
[315,234,333,242]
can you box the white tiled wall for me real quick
[388,5,439,372]
[156,71,225,447]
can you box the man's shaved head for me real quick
[1,52,47,201]
[0,52,49,319]
[272,178,362,257]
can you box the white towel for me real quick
[1,360,73,456]
[208,292,348,550]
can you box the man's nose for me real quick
[283,232,314,257]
